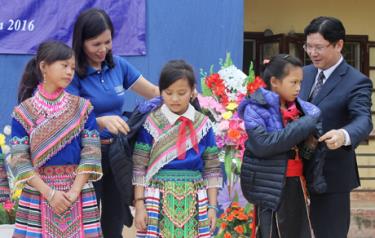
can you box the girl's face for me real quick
[271,66,303,105]
[161,78,194,115]
[41,56,75,92]
[83,29,112,68]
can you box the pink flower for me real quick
[216,136,225,148]
[218,120,229,132]
[4,200,14,212]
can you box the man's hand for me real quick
[319,129,346,150]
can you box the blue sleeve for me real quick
[66,75,81,96]
[10,118,35,186]
[11,118,28,138]
[84,109,99,131]
[117,56,142,90]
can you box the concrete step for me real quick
[348,192,375,238]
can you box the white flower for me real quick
[3,125,11,136]
[218,65,247,100]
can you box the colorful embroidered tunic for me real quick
[133,104,222,238]
[10,87,103,238]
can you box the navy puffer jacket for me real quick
[239,88,326,211]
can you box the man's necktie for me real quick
[309,71,325,101]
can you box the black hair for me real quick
[159,60,196,93]
[73,8,115,78]
[262,54,302,89]
[304,16,346,43]
[18,41,74,103]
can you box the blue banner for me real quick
[0,0,146,55]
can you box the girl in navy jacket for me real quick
[239,54,326,238]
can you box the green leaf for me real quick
[201,77,213,96]
[224,148,233,183]
[244,62,255,86]
[209,64,214,75]
[223,52,233,68]
[0,205,10,224]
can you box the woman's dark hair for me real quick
[262,54,302,89]
[18,41,74,103]
[159,60,196,93]
[304,16,345,43]
[73,8,115,78]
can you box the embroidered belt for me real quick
[38,165,77,176]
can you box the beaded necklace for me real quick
[32,84,69,120]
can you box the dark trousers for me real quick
[94,144,125,238]
[310,192,350,238]
[257,177,312,238]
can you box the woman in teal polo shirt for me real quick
[67,8,159,238]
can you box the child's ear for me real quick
[39,61,46,73]
[191,85,197,99]
[270,76,279,89]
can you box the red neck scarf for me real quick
[280,102,301,126]
[176,116,199,160]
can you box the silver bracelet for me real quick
[47,189,56,202]
[207,204,219,212]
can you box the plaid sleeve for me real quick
[9,118,35,187]
[132,126,153,186]
[77,111,102,181]
[202,128,223,188]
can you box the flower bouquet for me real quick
[0,125,18,237]
[198,53,265,184]
[217,202,254,238]
[198,53,265,237]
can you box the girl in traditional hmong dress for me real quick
[9,41,103,238]
[133,60,223,238]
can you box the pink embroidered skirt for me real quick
[13,165,102,238]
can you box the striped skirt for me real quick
[12,165,102,238]
[137,170,211,238]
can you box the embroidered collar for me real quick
[31,84,68,120]
[161,104,195,125]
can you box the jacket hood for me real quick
[238,88,321,119]
[238,88,280,119]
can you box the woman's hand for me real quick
[208,207,217,233]
[134,202,148,232]
[49,190,72,215]
[97,115,130,135]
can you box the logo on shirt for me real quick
[114,85,125,96]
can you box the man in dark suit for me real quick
[300,16,373,238]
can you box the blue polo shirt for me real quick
[67,55,141,138]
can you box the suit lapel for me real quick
[311,61,348,105]
[300,66,317,100]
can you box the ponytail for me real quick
[17,57,41,103]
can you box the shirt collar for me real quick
[86,61,110,75]
[318,56,343,80]
[161,104,196,125]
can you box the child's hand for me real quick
[49,190,72,215]
[135,203,148,231]
[207,207,217,233]
[64,189,80,204]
